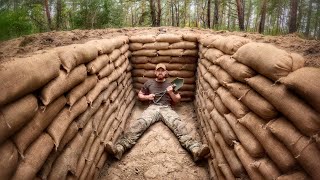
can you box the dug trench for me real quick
[0,29,320,180]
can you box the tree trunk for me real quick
[150,0,157,26]
[213,0,219,28]
[207,0,211,28]
[289,0,298,33]
[44,0,52,30]
[245,0,252,30]
[236,0,245,31]
[183,0,187,26]
[157,0,161,26]
[258,0,267,33]
[56,0,62,30]
[305,0,313,37]
[171,0,175,26]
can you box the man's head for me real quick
[155,63,167,81]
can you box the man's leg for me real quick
[105,105,161,159]
[159,106,209,161]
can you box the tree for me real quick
[236,0,245,31]
[305,0,313,37]
[207,0,211,28]
[44,0,52,30]
[258,0,267,33]
[213,0,219,28]
[289,0,298,33]
[150,0,157,26]
[56,0,62,30]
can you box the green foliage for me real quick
[0,8,33,41]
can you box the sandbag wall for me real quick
[0,35,136,180]
[195,34,320,180]
[129,33,199,101]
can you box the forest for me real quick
[0,0,319,41]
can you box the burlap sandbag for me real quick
[210,109,237,145]
[81,133,95,161]
[239,112,297,172]
[226,82,278,120]
[205,98,214,112]
[37,150,60,180]
[100,110,117,140]
[109,49,121,63]
[216,55,256,82]
[200,58,213,69]
[74,156,86,178]
[132,49,157,56]
[212,94,229,115]
[179,91,195,98]
[114,55,127,68]
[234,142,264,180]
[203,72,220,90]
[204,48,224,64]
[233,42,305,81]
[67,75,98,106]
[199,35,223,47]
[92,103,109,133]
[130,56,149,64]
[156,33,182,43]
[129,43,143,51]
[86,76,113,104]
[216,87,249,118]
[143,42,169,50]
[41,64,87,106]
[97,63,115,79]
[132,69,155,78]
[132,63,156,70]
[97,103,116,135]
[12,133,54,180]
[276,171,310,180]
[208,159,218,180]
[0,94,38,145]
[48,120,93,180]
[278,67,320,113]
[157,49,184,56]
[250,157,281,180]
[58,121,78,151]
[147,56,197,64]
[168,70,194,78]
[0,140,18,179]
[215,133,246,177]
[130,34,156,43]
[212,35,251,55]
[182,33,199,42]
[133,63,196,71]
[97,152,108,169]
[86,54,110,74]
[198,63,207,76]
[246,75,320,136]
[13,96,66,156]
[224,113,264,158]
[169,41,197,49]
[56,44,98,73]
[78,161,92,180]
[209,65,234,87]
[268,117,320,179]
[183,49,198,56]
[47,97,88,148]
[87,137,101,162]
[0,52,60,106]
[120,44,129,54]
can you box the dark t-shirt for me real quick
[141,79,175,106]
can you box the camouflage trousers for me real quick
[116,104,201,153]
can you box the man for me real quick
[105,63,209,162]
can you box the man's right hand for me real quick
[146,94,155,100]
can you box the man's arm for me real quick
[138,90,155,101]
[166,86,181,104]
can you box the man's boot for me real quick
[105,141,124,160]
[191,144,210,162]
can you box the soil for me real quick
[99,102,209,180]
[0,27,319,67]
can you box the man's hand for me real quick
[146,94,155,100]
[166,85,174,94]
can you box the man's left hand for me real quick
[166,85,174,94]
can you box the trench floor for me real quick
[99,102,209,180]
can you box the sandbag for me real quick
[168,70,194,78]
[129,43,143,51]
[12,133,54,180]
[147,56,197,64]
[119,44,129,54]
[209,65,234,86]
[250,157,281,180]
[204,48,224,64]
[212,35,251,55]
[86,54,110,74]
[268,117,320,179]
[114,55,126,68]
[97,63,115,79]
[208,159,218,180]
[92,103,109,133]
[130,56,149,64]
[58,121,78,151]
[216,87,249,118]
[143,42,169,50]
[203,72,220,90]
[38,150,60,180]
[210,109,237,145]
[0,52,60,106]
[205,98,214,112]
[182,33,199,42]
[130,34,156,43]
[157,49,184,56]
[132,49,157,56]
[233,42,305,81]
[0,94,38,145]
[109,49,121,63]
[278,67,320,113]
[239,112,297,172]
[169,41,197,49]
[57,44,98,73]
[216,55,256,82]
[13,96,66,156]
[0,140,19,179]
[276,171,310,180]
[224,113,264,158]
[246,75,320,136]
[47,97,88,148]
[215,133,245,177]
[156,33,182,43]
[183,49,198,56]
[199,35,223,47]
[200,58,213,69]
[40,64,87,106]
[67,75,98,106]
[226,82,278,120]
[234,142,264,180]
[214,95,230,115]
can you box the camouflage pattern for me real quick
[116,104,201,152]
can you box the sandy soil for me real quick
[0,27,319,67]
[99,102,209,180]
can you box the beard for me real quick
[156,73,165,81]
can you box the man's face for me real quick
[155,68,167,80]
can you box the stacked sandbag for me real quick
[130,33,199,102]
[196,34,319,180]
[0,35,138,180]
